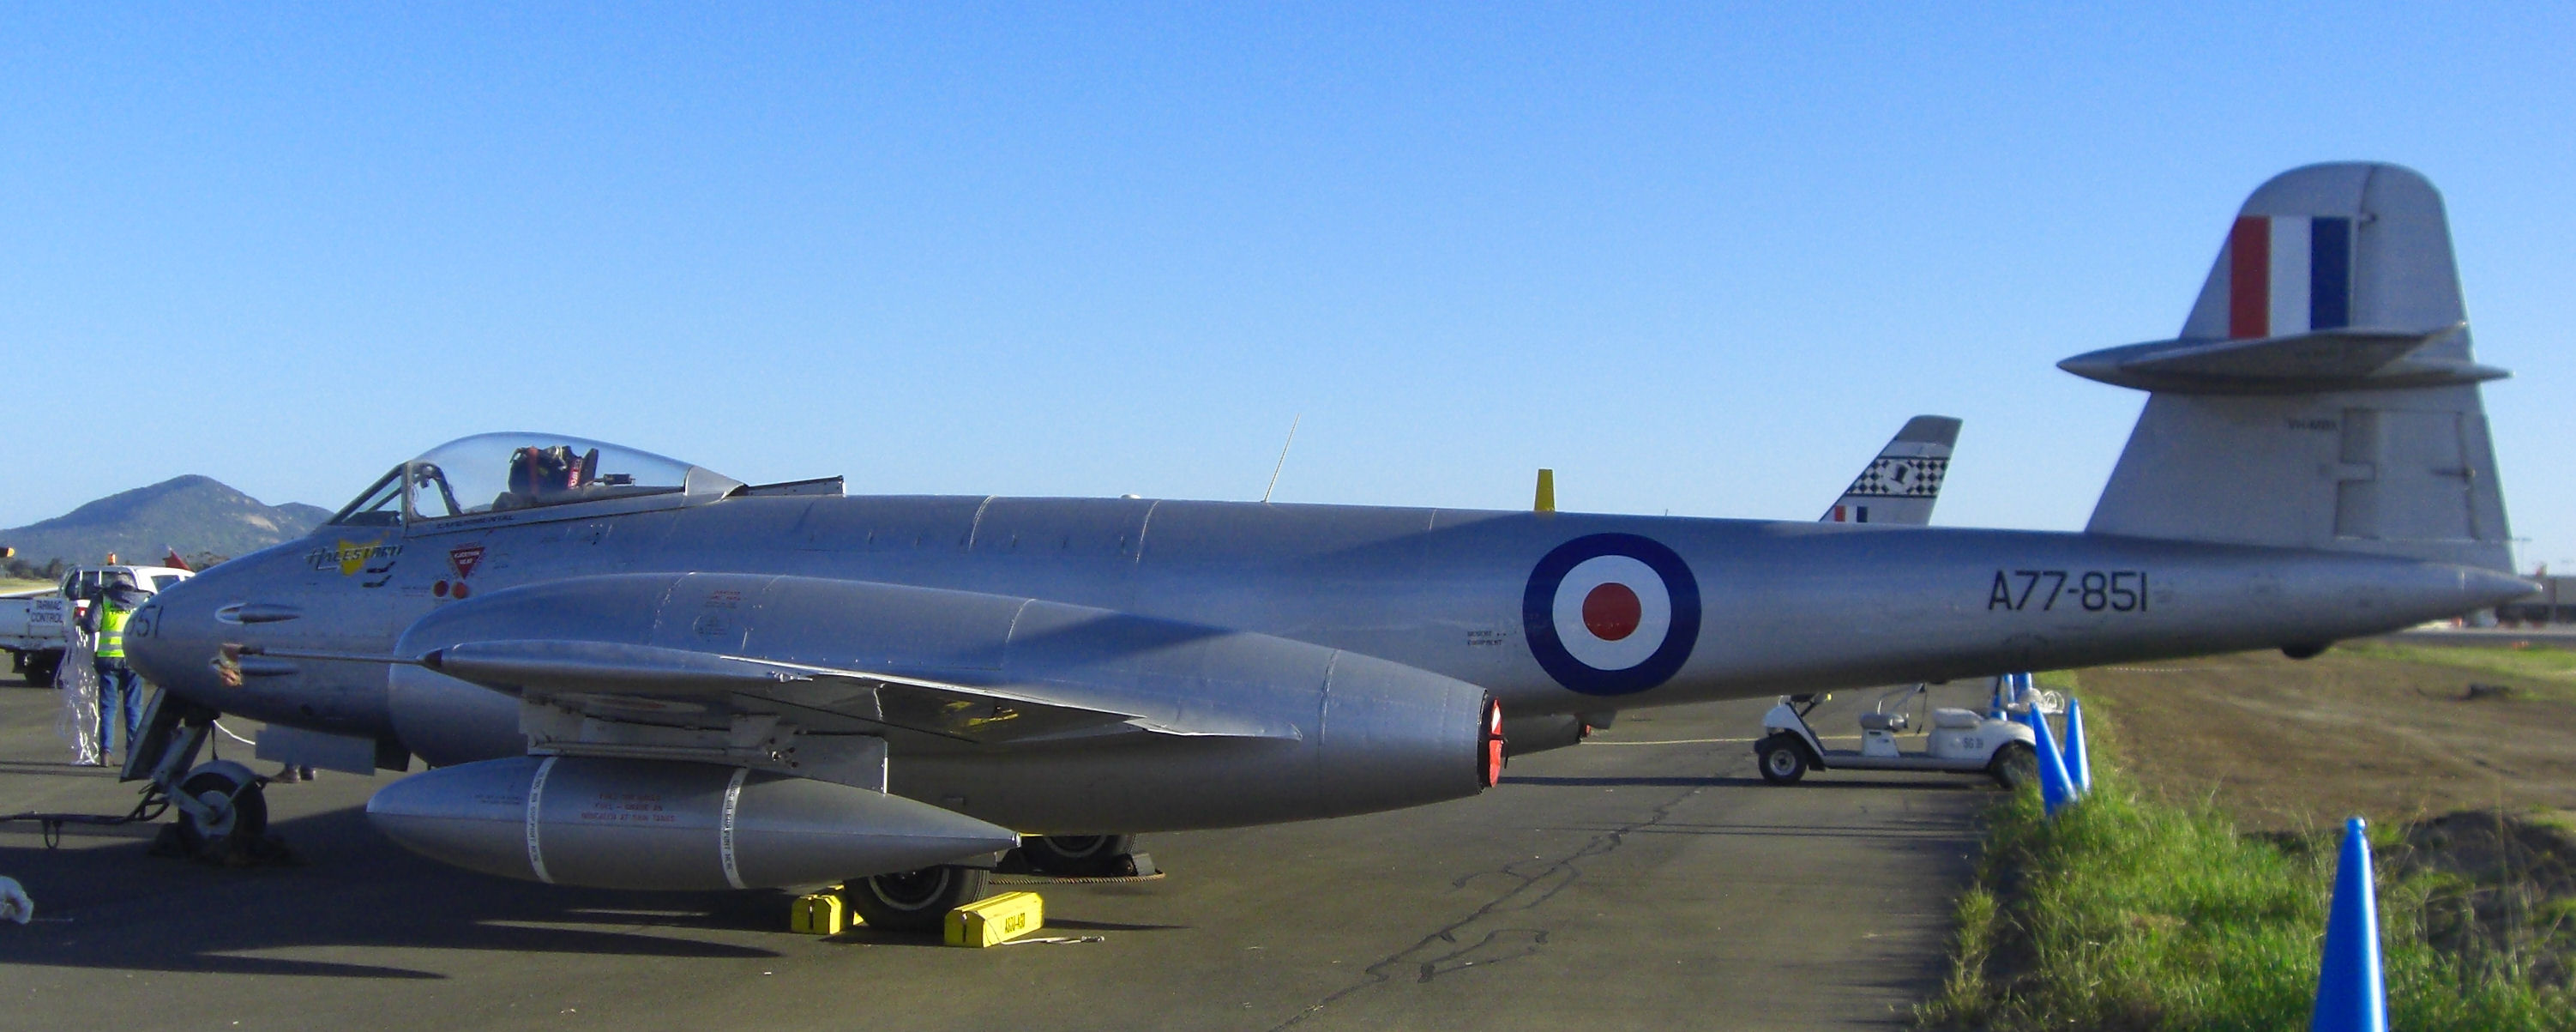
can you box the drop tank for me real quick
[366,756,1019,890]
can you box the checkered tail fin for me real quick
[1820,416,1960,525]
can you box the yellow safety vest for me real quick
[97,602,130,659]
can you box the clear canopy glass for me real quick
[331,433,719,527]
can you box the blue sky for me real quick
[6,4,2571,571]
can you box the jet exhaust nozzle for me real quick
[1500,712,1588,757]
[366,757,1018,890]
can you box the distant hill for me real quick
[1,476,329,567]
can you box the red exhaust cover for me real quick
[1479,696,1505,788]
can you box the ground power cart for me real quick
[1754,676,2046,788]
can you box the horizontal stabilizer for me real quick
[2059,323,2504,394]
[417,639,1296,744]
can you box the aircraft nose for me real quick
[124,574,223,704]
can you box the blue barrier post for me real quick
[2311,817,2387,1032]
[2061,696,2092,794]
[2020,705,2078,816]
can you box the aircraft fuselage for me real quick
[140,492,2522,754]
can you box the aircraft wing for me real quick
[412,638,1297,745]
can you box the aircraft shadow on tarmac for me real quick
[0,804,785,979]
[1504,773,1992,791]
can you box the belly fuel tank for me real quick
[365,757,1020,890]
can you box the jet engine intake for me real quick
[365,757,1018,890]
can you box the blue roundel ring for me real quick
[1523,533,1701,697]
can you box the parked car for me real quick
[1,564,193,685]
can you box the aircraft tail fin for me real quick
[2067,162,2514,571]
[1821,415,1960,525]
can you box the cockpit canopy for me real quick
[330,433,735,528]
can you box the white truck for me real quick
[2,564,194,685]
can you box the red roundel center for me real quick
[1582,582,1643,641]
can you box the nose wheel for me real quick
[170,765,269,860]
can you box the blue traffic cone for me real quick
[2021,706,2078,816]
[2311,818,2387,1032]
[2061,697,2092,794]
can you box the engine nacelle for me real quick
[383,573,1502,834]
[386,661,525,768]
[365,757,1019,890]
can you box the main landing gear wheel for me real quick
[172,765,268,859]
[1019,835,1137,878]
[845,865,990,933]
[1755,733,1812,785]
[1989,741,2037,790]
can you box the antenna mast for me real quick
[1261,414,1302,504]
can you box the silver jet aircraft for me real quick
[122,163,2531,928]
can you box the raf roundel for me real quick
[1522,534,1701,696]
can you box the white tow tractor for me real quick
[1755,675,2053,788]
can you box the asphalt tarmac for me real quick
[0,678,1986,1031]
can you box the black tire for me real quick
[1019,835,1137,878]
[844,865,990,934]
[25,652,61,687]
[173,767,268,858]
[1755,733,1812,785]
[1989,741,2037,790]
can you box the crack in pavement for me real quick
[1268,780,1706,1029]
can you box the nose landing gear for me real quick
[2,690,285,862]
[127,691,287,865]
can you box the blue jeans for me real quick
[94,659,142,759]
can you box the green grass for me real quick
[0,578,53,594]
[2343,639,2576,684]
[1923,688,2575,1030]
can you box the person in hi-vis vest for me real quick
[86,583,148,763]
